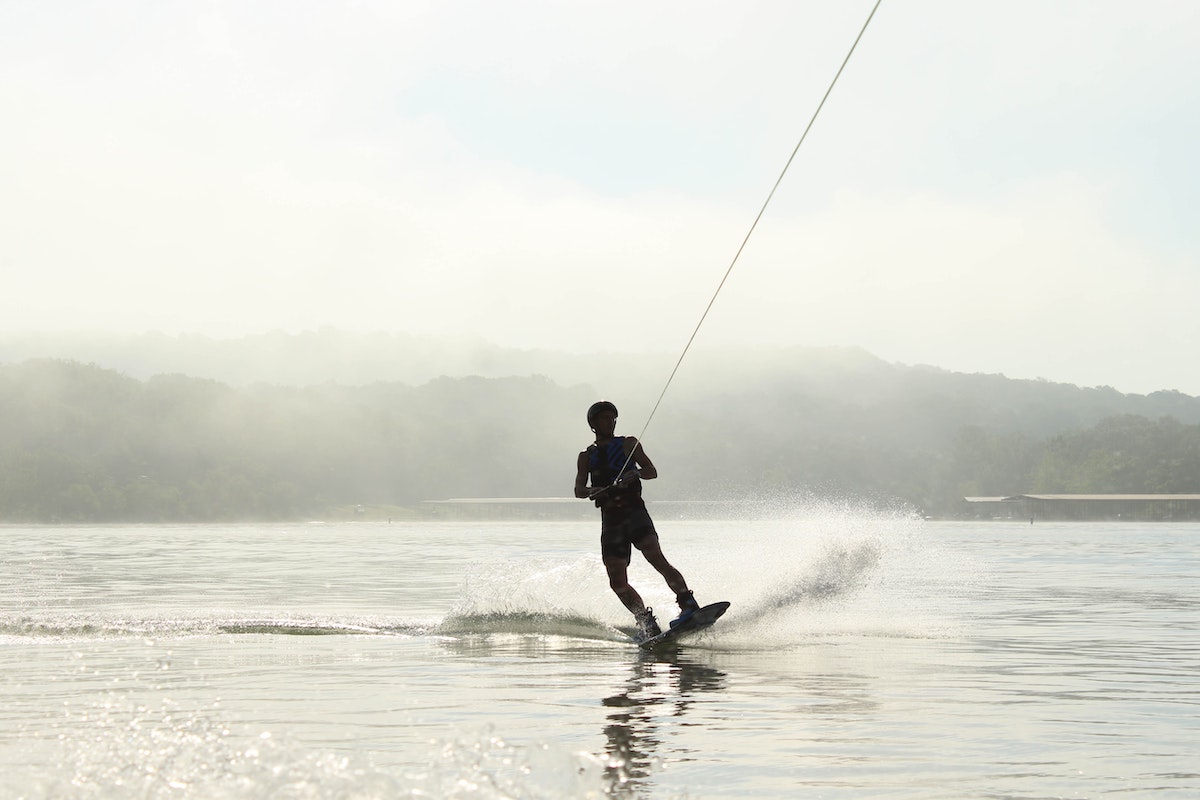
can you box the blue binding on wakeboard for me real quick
[636,601,730,649]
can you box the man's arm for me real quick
[627,437,657,480]
[574,451,592,498]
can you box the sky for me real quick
[2,0,1198,395]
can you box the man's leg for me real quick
[603,556,646,614]
[606,556,661,638]
[639,536,701,625]
[637,536,688,596]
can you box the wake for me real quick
[734,540,882,620]
[434,610,626,642]
[438,506,948,649]
[0,614,432,642]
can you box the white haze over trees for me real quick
[3,354,1199,522]
[2,1,1198,395]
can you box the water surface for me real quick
[2,515,1196,798]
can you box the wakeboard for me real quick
[636,601,730,650]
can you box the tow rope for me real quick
[620,0,885,476]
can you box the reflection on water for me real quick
[601,649,727,798]
[431,628,733,797]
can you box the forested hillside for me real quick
[2,355,1198,522]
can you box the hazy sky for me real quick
[3,1,1197,394]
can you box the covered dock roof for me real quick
[963,493,1200,520]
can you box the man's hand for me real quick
[612,468,641,488]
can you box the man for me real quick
[574,400,700,639]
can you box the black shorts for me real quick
[600,505,658,564]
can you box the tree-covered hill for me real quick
[1,353,1198,522]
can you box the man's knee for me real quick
[604,558,629,592]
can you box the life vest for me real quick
[587,437,643,510]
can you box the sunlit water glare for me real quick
[2,509,1196,798]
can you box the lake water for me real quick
[1,509,1197,799]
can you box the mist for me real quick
[3,331,1199,523]
[2,2,1198,396]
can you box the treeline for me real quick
[0,360,592,521]
[1,358,1198,522]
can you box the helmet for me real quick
[587,400,618,425]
